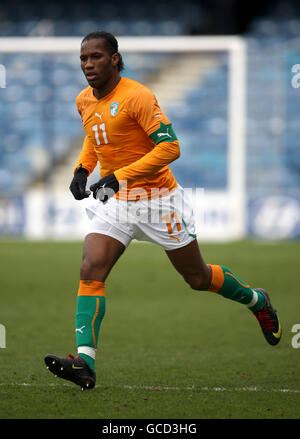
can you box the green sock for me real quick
[75,280,106,371]
[208,265,266,312]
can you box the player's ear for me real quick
[111,52,119,68]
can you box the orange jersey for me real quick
[74,77,180,200]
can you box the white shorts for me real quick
[85,185,196,251]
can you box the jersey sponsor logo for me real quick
[110,101,119,117]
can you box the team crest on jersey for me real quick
[110,102,119,117]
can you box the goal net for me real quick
[0,36,246,241]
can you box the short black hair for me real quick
[81,31,124,72]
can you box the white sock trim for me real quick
[78,346,97,360]
[247,290,258,308]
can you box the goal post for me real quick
[0,36,247,241]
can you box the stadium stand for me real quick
[0,0,299,203]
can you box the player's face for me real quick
[80,38,119,89]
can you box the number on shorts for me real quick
[162,211,182,236]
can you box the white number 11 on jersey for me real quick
[92,123,108,145]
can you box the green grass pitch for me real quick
[0,239,299,419]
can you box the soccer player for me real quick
[45,31,282,390]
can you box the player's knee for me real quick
[80,257,93,279]
[80,256,106,281]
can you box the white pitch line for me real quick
[0,383,300,393]
[122,385,300,394]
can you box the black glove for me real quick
[69,164,90,200]
[90,173,120,203]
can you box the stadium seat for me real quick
[0,1,299,201]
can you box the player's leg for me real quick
[165,239,265,308]
[80,232,125,281]
[75,233,125,369]
[136,186,267,311]
[165,239,282,345]
[165,239,212,290]
[45,233,126,389]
